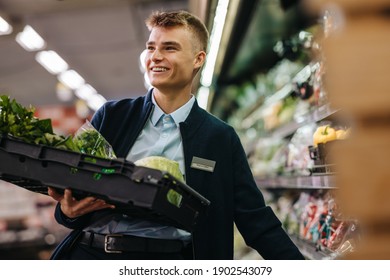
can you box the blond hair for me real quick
[145,10,209,52]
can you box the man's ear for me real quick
[194,51,206,70]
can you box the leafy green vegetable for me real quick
[134,156,184,208]
[73,121,116,159]
[0,95,74,149]
[134,156,184,182]
[0,95,116,159]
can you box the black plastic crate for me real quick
[0,135,210,231]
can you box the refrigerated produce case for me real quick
[205,0,361,259]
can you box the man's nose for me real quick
[150,49,163,61]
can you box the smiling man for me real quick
[144,13,206,113]
[49,10,304,260]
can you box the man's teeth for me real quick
[152,67,168,72]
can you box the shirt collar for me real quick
[150,93,195,126]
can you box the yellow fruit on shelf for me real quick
[313,125,337,147]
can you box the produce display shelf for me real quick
[256,175,336,190]
[271,103,339,139]
[0,135,210,231]
[290,235,335,260]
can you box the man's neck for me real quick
[153,87,192,114]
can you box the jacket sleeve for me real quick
[53,203,94,229]
[231,132,305,260]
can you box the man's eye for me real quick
[146,46,154,51]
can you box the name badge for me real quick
[191,156,216,173]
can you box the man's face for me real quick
[145,26,203,92]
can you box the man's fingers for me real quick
[47,187,63,201]
[80,198,115,211]
[56,189,115,218]
[89,201,116,211]
[63,189,73,201]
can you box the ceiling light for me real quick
[75,84,97,100]
[139,49,147,73]
[197,86,210,110]
[200,0,230,87]
[86,94,106,111]
[58,69,85,90]
[75,99,90,119]
[15,25,46,51]
[36,50,68,74]
[0,16,13,35]
[143,72,151,90]
[56,82,73,102]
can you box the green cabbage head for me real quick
[134,156,184,182]
[134,156,184,207]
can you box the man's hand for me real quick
[48,187,115,219]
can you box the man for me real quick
[49,10,304,260]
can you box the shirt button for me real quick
[162,133,168,138]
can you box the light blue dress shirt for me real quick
[127,93,195,178]
[83,93,194,241]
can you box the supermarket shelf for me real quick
[256,174,336,189]
[239,64,319,131]
[271,103,340,139]
[290,235,335,260]
[243,103,339,157]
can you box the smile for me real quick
[151,67,168,72]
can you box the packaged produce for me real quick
[286,123,316,175]
[249,137,288,177]
[73,120,116,159]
